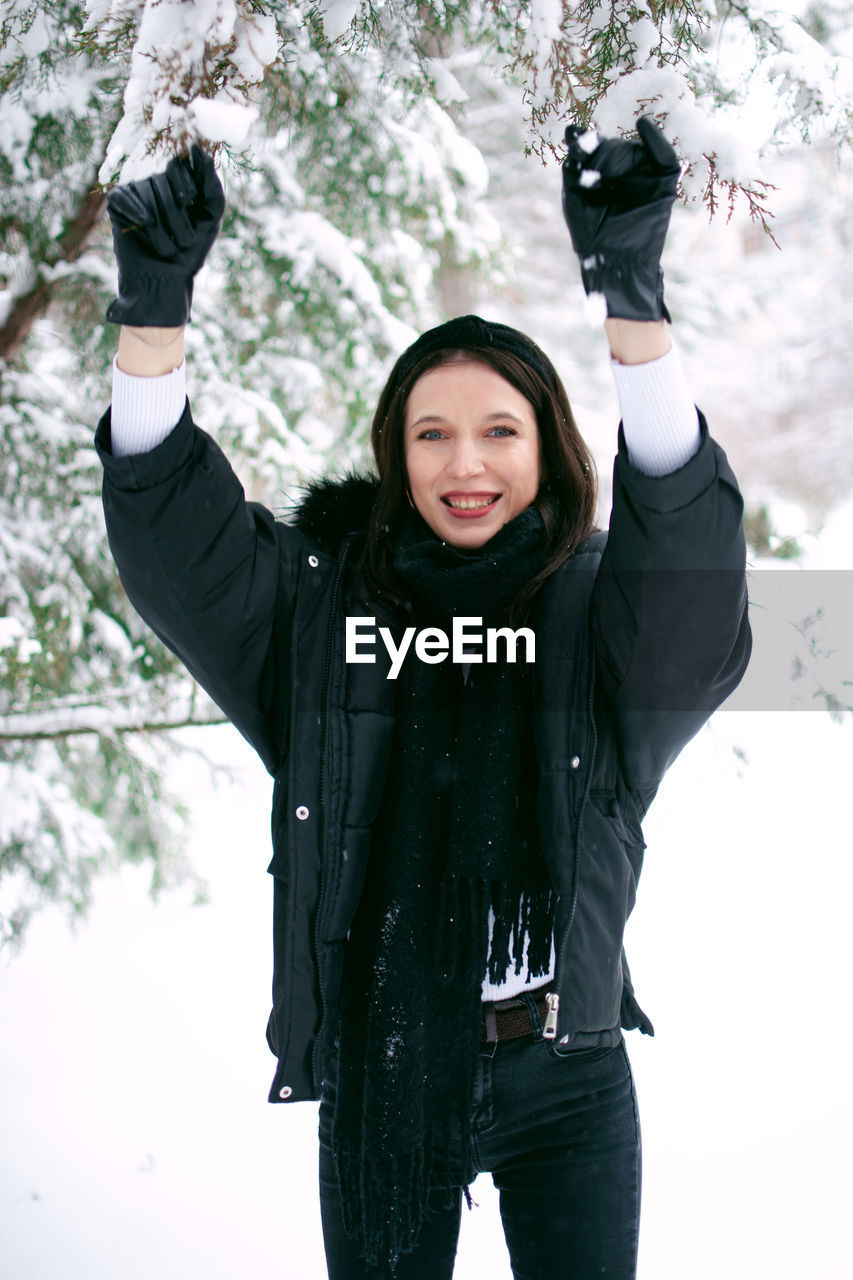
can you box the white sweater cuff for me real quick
[610,342,701,477]
[111,357,187,457]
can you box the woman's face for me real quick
[403,360,541,549]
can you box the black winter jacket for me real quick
[96,402,751,1104]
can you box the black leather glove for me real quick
[561,117,680,322]
[105,145,225,327]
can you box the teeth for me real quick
[446,496,496,510]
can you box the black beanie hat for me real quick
[390,314,556,393]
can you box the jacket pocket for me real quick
[589,789,646,881]
[558,792,646,1031]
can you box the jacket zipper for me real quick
[552,631,598,1042]
[310,537,352,1088]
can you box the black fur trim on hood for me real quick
[288,472,380,555]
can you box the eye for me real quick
[416,428,446,441]
[488,425,518,438]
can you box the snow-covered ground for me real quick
[2,664,851,1277]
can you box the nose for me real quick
[447,438,485,480]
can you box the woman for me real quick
[98,121,750,1278]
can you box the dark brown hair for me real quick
[362,340,598,622]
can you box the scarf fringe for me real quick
[488,880,556,985]
[437,877,556,987]
[336,1124,474,1268]
[516,886,557,980]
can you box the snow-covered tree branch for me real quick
[82,2,853,227]
[0,685,227,740]
[501,0,853,233]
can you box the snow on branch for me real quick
[0,688,227,741]
[497,0,853,235]
[80,0,853,234]
[84,0,281,183]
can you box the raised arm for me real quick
[99,149,298,772]
[560,118,750,792]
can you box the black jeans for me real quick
[318,1020,641,1279]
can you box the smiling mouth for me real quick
[441,494,500,511]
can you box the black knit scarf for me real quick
[332,507,555,1268]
